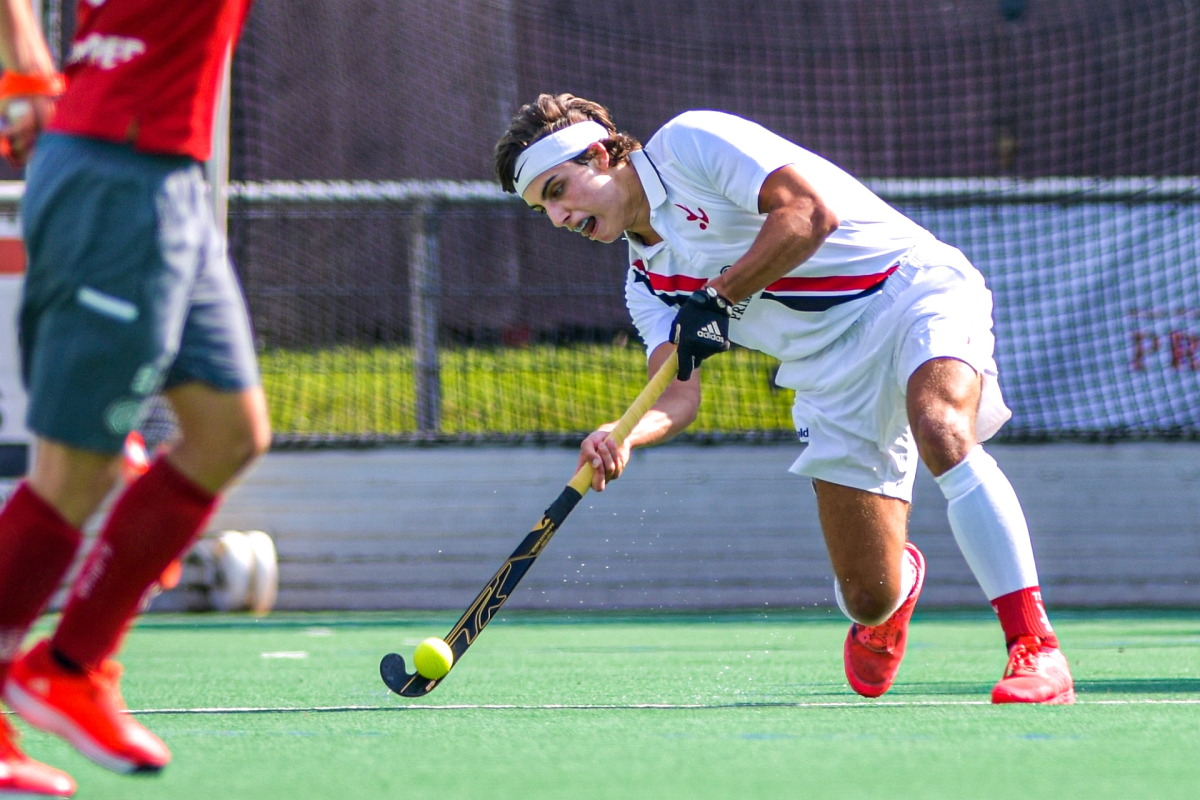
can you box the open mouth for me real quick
[571,216,597,238]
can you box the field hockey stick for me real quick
[380,349,680,697]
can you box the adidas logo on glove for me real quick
[697,321,725,342]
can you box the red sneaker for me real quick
[844,542,926,698]
[0,715,75,798]
[2,641,170,774]
[992,636,1075,705]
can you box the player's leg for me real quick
[0,442,119,687]
[47,385,267,669]
[6,142,264,773]
[779,261,932,698]
[0,134,185,787]
[815,481,910,625]
[0,442,118,664]
[0,441,113,798]
[161,382,270,493]
[1,440,178,776]
[11,388,267,777]
[815,480,926,698]
[906,356,1072,704]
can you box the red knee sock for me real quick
[52,457,217,670]
[0,483,83,683]
[991,586,1058,649]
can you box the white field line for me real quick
[9,699,1197,716]
[73,697,1200,715]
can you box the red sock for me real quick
[991,586,1058,649]
[0,483,83,682]
[52,457,217,670]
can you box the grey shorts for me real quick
[20,133,260,454]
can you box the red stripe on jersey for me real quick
[633,260,898,297]
[632,259,706,295]
[765,265,898,294]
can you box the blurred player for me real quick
[0,0,266,795]
[496,94,1074,707]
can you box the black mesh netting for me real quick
[214,0,1200,443]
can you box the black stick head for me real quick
[380,652,440,697]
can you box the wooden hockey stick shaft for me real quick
[381,350,679,697]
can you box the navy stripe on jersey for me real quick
[759,279,890,312]
[630,264,689,307]
[630,260,898,313]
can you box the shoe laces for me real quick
[854,620,899,653]
[93,660,129,711]
[1003,636,1045,677]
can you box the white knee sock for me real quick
[934,445,1039,600]
[834,546,917,625]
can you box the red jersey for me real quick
[49,0,253,161]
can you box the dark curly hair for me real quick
[494,93,642,194]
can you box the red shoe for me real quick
[2,641,170,774]
[844,542,926,698]
[992,636,1075,705]
[0,715,75,798]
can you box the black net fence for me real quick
[68,0,1200,443]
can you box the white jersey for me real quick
[625,110,937,362]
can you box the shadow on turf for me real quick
[893,679,1200,697]
[1075,678,1200,695]
[888,679,1200,697]
[890,682,994,696]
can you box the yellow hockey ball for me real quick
[413,637,454,680]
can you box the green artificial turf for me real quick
[13,610,1200,799]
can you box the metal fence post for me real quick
[409,201,441,433]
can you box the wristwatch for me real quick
[703,285,730,311]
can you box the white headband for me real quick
[512,120,609,198]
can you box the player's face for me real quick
[521,146,632,244]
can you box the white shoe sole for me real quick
[992,684,1076,705]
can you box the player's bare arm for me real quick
[0,0,55,74]
[578,343,700,491]
[0,0,61,166]
[0,4,62,165]
[706,165,839,304]
[671,165,839,381]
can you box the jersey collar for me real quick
[629,149,667,210]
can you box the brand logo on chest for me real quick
[674,204,709,231]
[69,33,146,70]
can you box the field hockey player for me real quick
[495,93,1074,708]
[0,1,268,796]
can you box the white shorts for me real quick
[775,241,1012,502]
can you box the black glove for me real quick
[671,287,732,381]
